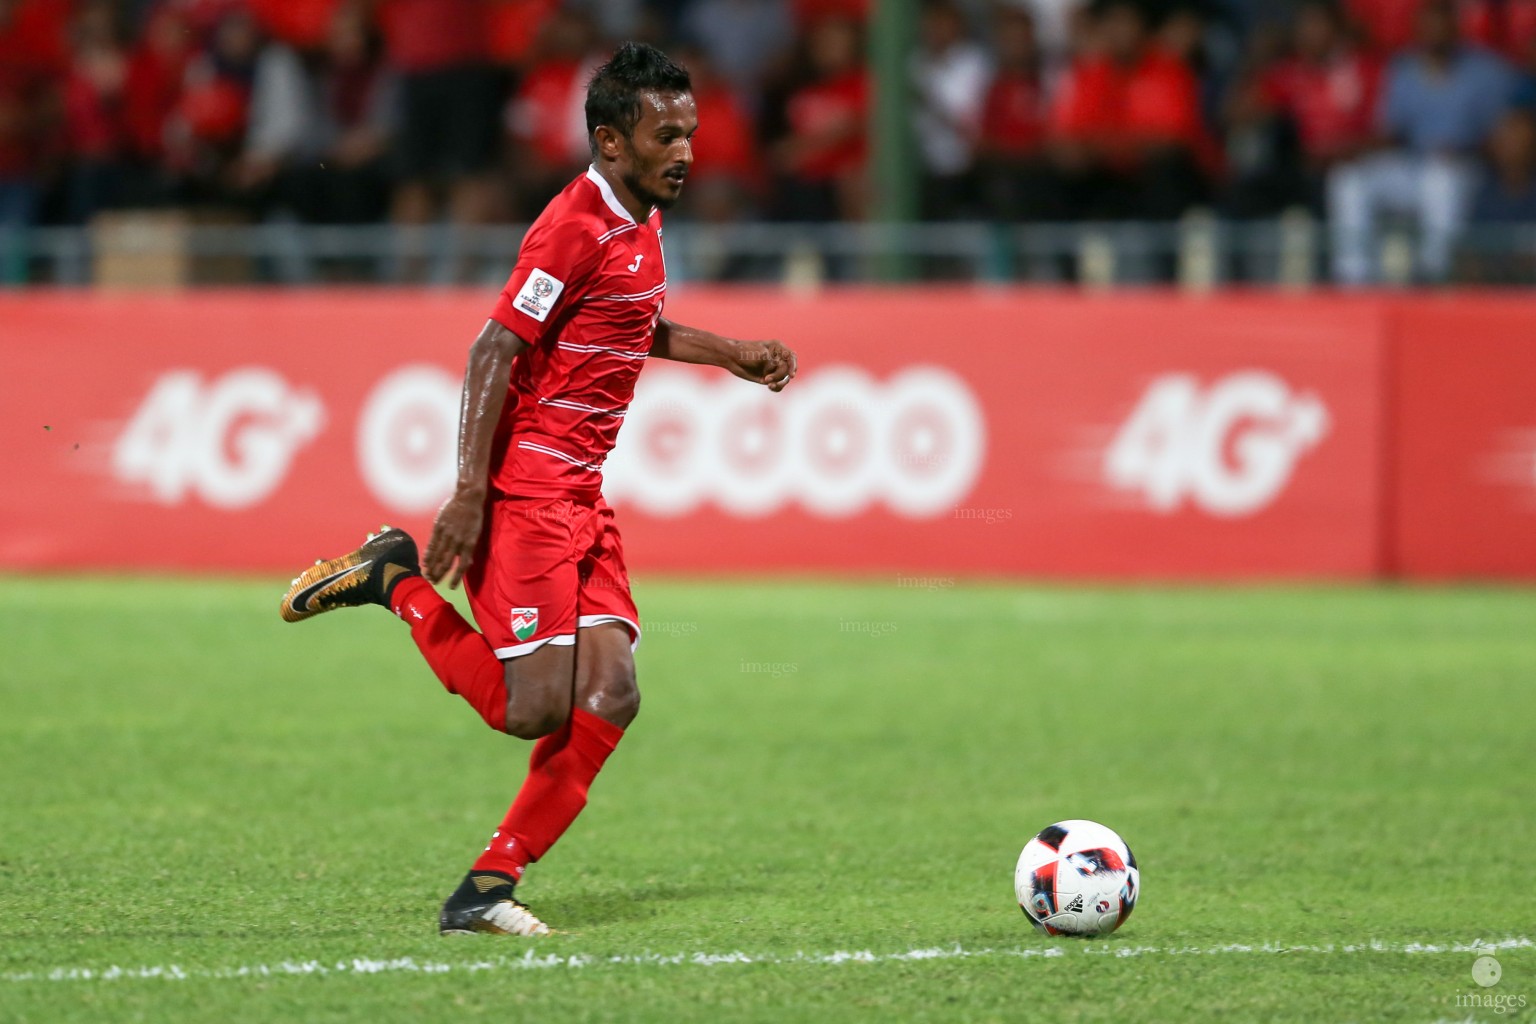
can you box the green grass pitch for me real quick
[1,575,1533,1022]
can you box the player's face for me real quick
[620,90,697,210]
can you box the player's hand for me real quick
[424,489,485,589]
[729,339,798,392]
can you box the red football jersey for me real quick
[1261,53,1381,162]
[784,70,869,181]
[487,166,666,501]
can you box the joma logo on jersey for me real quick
[510,607,539,641]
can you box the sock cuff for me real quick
[570,706,625,749]
[391,575,441,620]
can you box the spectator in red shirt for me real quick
[671,46,771,279]
[380,0,501,234]
[1046,0,1214,219]
[171,9,262,185]
[1344,0,1536,60]
[61,0,129,222]
[1460,0,1536,63]
[676,46,761,197]
[487,0,561,67]
[0,0,69,248]
[1223,0,1380,216]
[1346,0,1420,53]
[0,0,66,68]
[1266,1,1381,167]
[123,4,191,172]
[248,0,342,51]
[767,14,868,221]
[503,8,600,219]
[979,5,1054,220]
[792,0,868,28]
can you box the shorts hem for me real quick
[577,614,641,651]
[493,633,576,659]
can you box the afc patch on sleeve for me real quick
[514,268,565,322]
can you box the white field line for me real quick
[3,937,1531,984]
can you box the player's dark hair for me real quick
[585,42,692,154]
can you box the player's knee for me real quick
[586,665,639,728]
[502,703,570,740]
[501,648,574,739]
[611,679,640,727]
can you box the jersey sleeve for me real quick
[489,216,601,345]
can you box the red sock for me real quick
[391,576,507,732]
[472,708,624,881]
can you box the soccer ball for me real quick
[1015,819,1139,936]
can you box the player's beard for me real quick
[623,171,681,211]
[622,152,685,211]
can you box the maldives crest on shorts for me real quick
[510,607,539,642]
[514,268,564,322]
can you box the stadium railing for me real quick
[5,216,1536,288]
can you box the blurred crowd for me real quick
[4,0,1536,282]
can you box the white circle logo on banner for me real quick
[356,365,461,514]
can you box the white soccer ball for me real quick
[1015,819,1139,936]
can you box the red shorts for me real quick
[464,495,640,659]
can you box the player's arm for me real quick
[651,318,798,392]
[423,320,528,588]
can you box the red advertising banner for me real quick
[4,290,1390,579]
[1390,299,1536,579]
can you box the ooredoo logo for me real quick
[112,368,324,509]
[1103,371,1328,517]
[604,365,986,518]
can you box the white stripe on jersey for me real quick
[596,223,637,244]
[537,396,627,418]
[555,341,650,360]
[588,283,667,303]
[517,441,605,472]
